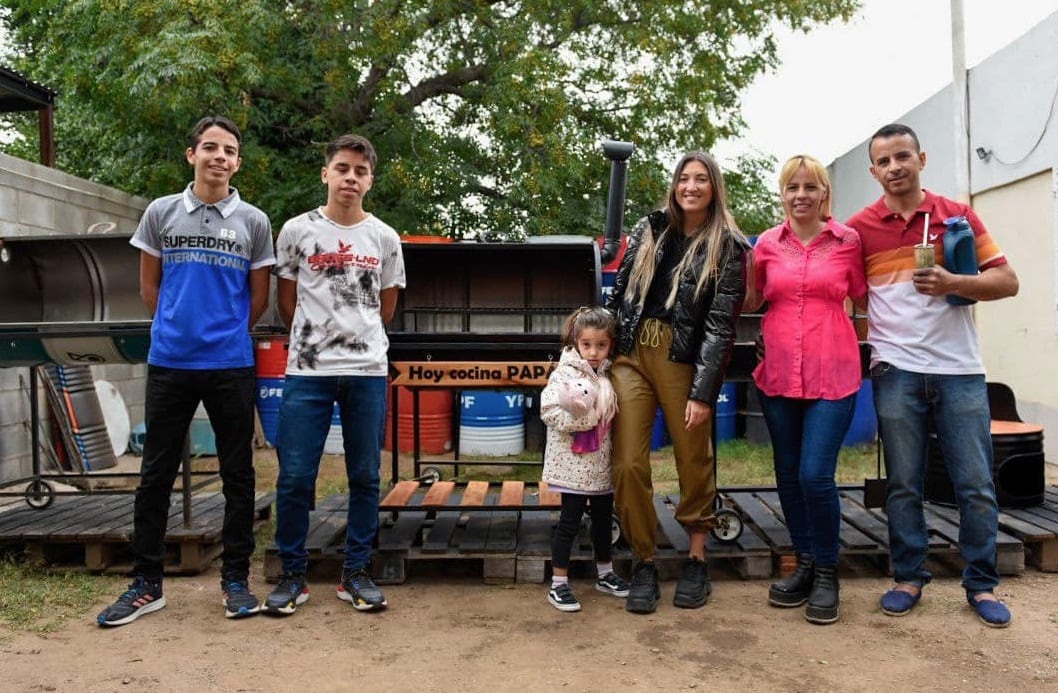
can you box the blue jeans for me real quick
[274,374,387,574]
[871,362,999,593]
[759,392,856,566]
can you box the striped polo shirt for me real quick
[847,190,1007,375]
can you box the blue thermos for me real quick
[943,216,978,306]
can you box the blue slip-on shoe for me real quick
[880,587,921,616]
[967,592,1012,628]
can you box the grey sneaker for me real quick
[595,571,630,598]
[337,567,388,611]
[96,577,167,627]
[262,573,310,616]
[548,583,582,612]
[221,580,261,619]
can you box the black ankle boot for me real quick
[768,554,814,607]
[625,561,660,614]
[805,565,839,624]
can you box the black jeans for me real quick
[133,365,257,582]
[551,492,614,571]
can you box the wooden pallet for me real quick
[724,487,1026,576]
[0,491,274,574]
[996,486,1058,572]
[263,483,773,584]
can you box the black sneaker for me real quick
[547,582,582,612]
[673,557,711,609]
[595,571,630,598]
[96,576,167,627]
[625,561,660,614]
[337,567,388,611]
[221,580,260,619]
[262,573,310,616]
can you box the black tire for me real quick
[25,479,55,510]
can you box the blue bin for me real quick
[715,382,737,444]
[256,377,284,446]
[190,417,217,457]
[324,404,343,454]
[842,380,878,446]
[460,390,525,455]
[650,408,668,451]
[600,270,617,303]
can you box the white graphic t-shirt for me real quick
[275,209,406,376]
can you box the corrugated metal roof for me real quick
[0,64,55,112]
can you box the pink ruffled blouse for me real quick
[751,218,867,400]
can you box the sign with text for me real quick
[390,361,556,387]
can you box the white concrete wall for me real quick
[828,11,1058,462]
[830,11,1058,218]
[0,153,149,483]
[973,171,1058,449]
[829,86,957,221]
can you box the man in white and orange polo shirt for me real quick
[848,123,1019,628]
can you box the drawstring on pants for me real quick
[638,318,663,348]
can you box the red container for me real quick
[384,386,453,455]
[255,338,289,378]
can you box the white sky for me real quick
[716,0,1058,177]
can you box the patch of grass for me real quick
[447,462,547,484]
[432,439,883,495]
[712,440,883,487]
[0,559,118,639]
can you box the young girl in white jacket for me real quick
[541,306,628,612]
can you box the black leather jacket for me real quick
[605,210,749,404]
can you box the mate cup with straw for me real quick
[914,212,934,268]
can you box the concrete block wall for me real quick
[0,151,149,237]
[0,368,33,484]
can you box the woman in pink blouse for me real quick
[745,155,867,625]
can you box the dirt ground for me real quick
[2,545,1058,693]
[2,457,1057,692]
[1,564,1057,692]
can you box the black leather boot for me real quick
[768,553,814,607]
[805,565,839,624]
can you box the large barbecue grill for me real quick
[389,239,600,363]
[0,235,152,366]
[389,140,634,363]
[384,142,638,481]
[0,232,216,512]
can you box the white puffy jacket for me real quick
[540,347,615,493]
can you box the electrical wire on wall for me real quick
[985,71,1058,167]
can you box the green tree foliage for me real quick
[0,0,855,237]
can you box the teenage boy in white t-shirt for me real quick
[263,134,406,616]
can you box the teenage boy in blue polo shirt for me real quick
[97,116,275,626]
[263,134,405,616]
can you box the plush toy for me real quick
[558,378,595,420]
[556,375,618,454]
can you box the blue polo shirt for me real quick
[131,184,275,369]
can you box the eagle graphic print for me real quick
[274,209,406,376]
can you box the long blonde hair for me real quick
[626,151,743,310]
